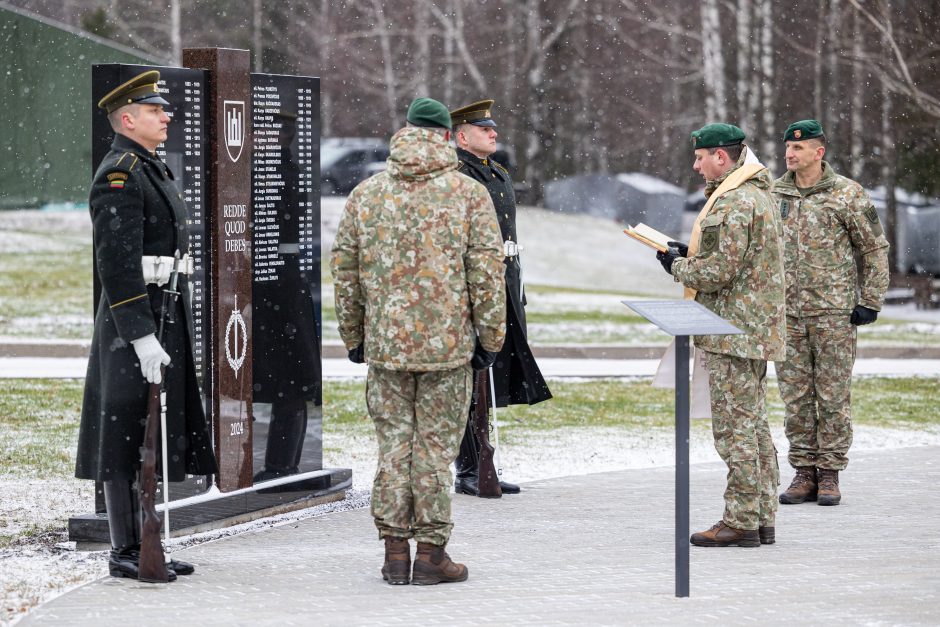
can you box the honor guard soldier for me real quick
[656,123,785,547]
[772,120,890,507]
[75,70,217,580]
[450,99,552,498]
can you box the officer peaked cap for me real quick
[450,99,497,128]
[98,70,170,114]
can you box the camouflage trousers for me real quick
[776,315,856,471]
[704,351,779,530]
[366,363,473,546]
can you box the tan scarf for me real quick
[684,151,766,299]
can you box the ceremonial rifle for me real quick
[472,369,502,498]
[138,252,181,583]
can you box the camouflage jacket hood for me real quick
[385,126,458,182]
[330,128,506,371]
[771,161,890,316]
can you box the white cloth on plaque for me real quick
[652,339,712,419]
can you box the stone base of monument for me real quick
[67,467,352,550]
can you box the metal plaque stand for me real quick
[623,300,743,598]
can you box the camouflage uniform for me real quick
[672,151,786,530]
[331,126,506,545]
[772,162,890,471]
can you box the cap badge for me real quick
[794,129,802,139]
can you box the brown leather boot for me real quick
[758,526,775,545]
[690,521,760,547]
[411,542,468,585]
[817,469,842,506]
[779,466,817,504]
[381,536,411,585]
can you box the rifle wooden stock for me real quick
[472,369,502,498]
[138,376,169,583]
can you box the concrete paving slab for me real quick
[22,446,940,626]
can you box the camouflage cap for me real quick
[450,99,497,128]
[97,70,170,114]
[406,97,451,130]
[784,119,824,142]
[691,123,746,150]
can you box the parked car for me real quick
[320,138,389,195]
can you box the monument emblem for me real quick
[223,99,245,162]
[224,295,247,377]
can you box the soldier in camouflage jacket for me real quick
[331,98,505,584]
[658,123,785,547]
[772,120,890,507]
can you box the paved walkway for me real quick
[23,446,939,626]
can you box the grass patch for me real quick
[0,248,93,339]
[0,380,85,477]
[320,376,940,444]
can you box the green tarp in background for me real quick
[0,3,157,208]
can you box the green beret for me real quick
[406,97,451,130]
[97,70,170,114]
[690,123,745,150]
[784,119,824,142]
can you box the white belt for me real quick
[142,254,195,285]
[503,240,523,258]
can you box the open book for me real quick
[623,223,675,253]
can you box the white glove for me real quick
[141,256,172,286]
[131,334,171,384]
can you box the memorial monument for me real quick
[70,48,348,546]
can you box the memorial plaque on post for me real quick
[183,48,253,492]
[249,72,324,485]
[622,299,742,599]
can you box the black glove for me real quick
[470,338,498,371]
[667,240,689,257]
[347,344,365,364]
[850,305,878,326]
[656,248,679,275]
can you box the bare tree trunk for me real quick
[253,0,263,72]
[880,78,898,274]
[700,0,727,121]
[413,2,430,96]
[824,0,841,142]
[849,10,865,179]
[736,0,754,131]
[170,0,181,66]
[812,1,826,122]
[369,0,400,134]
[757,0,775,169]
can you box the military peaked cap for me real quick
[784,119,824,142]
[450,99,497,128]
[691,123,746,149]
[406,97,451,130]
[97,70,170,114]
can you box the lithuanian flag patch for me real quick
[107,172,128,189]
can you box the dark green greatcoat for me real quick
[75,133,217,482]
[455,147,552,407]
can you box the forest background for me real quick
[9,0,940,237]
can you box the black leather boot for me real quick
[454,419,479,495]
[104,479,178,581]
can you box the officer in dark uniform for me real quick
[450,99,552,496]
[75,70,217,580]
